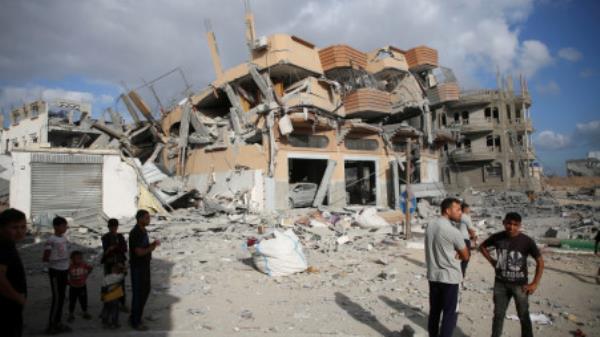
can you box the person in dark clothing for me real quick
[0,208,27,337]
[480,212,544,337]
[128,210,159,331]
[101,218,128,310]
[595,230,600,284]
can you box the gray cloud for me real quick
[574,120,600,148]
[535,80,560,95]
[534,120,600,152]
[557,47,582,62]
[0,0,549,96]
[534,130,571,150]
[579,68,595,78]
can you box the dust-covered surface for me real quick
[17,191,600,337]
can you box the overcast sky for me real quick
[0,0,598,174]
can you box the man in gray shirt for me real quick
[455,202,477,277]
[425,197,470,337]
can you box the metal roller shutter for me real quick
[31,162,103,217]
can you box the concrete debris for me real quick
[417,199,437,218]
[354,207,391,229]
[506,313,553,325]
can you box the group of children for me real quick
[44,216,127,334]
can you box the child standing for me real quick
[101,263,125,329]
[101,218,128,311]
[43,216,71,334]
[67,251,93,322]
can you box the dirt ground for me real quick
[17,223,600,337]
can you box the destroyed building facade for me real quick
[0,6,543,219]
[566,151,600,177]
[0,99,140,221]
[1,99,103,153]
[156,11,457,211]
[436,76,541,192]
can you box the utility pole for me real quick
[405,138,412,240]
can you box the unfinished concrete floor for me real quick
[17,221,600,337]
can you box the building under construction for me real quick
[437,76,541,193]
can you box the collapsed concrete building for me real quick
[566,151,600,177]
[0,99,102,153]
[156,11,460,211]
[436,76,541,193]
[0,99,141,221]
[1,6,543,220]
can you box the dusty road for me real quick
[17,223,600,337]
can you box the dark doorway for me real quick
[288,158,328,208]
[345,160,376,205]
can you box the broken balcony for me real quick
[281,77,339,113]
[449,149,496,162]
[251,34,324,78]
[515,93,532,107]
[319,44,368,72]
[514,119,534,133]
[404,46,438,72]
[426,82,460,106]
[343,88,392,119]
[449,89,500,108]
[459,120,495,134]
[519,148,536,160]
[366,46,409,76]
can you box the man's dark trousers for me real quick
[130,265,150,327]
[428,281,459,337]
[492,281,533,337]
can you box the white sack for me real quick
[253,229,308,277]
[354,207,390,229]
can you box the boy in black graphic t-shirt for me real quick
[480,212,544,337]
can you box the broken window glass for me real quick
[486,135,494,149]
[392,141,406,152]
[486,164,502,177]
[345,138,379,151]
[510,160,515,177]
[461,111,469,124]
[288,134,329,148]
